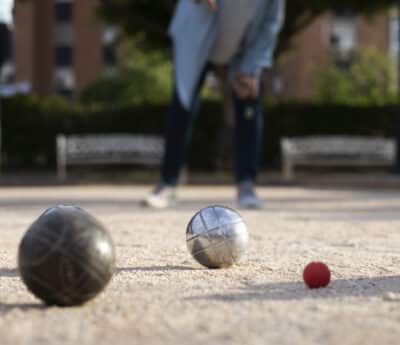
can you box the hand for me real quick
[233,73,260,100]
[206,0,218,11]
[195,0,217,11]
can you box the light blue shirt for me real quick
[210,0,258,65]
[169,0,286,110]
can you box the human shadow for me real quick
[116,265,198,273]
[0,268,19,278]
[189,275,400,302]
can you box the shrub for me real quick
[80,43,172,107]
[313,48,397,106]
[2,96,397,171]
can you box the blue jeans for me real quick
[161,65,264,186]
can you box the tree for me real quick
[98,0,173,53]
[98,0,398,57]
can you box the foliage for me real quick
[313,48,397,106]
[80,43,172,107]
[277,0,398,55]
[98,0,399,57]
[2,95,397,170]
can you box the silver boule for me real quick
[186,205,249,268]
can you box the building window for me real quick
[0,23,12,67]
[102,26,118,68]
[0,62,14,84]
[390,15,399,59]
[55,46,73,67]
[54,0,74,95]
[55,67,74,97]
[103,46,116,67]
[55,23,74,46]
[55,1,73,23]
[0,23,13,84]
[330,11,357,68]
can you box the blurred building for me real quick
[8,2,398,100]
[268,11,396,99]
[12,0,117,97]
[0,23,13,84]
[0,0,14,84]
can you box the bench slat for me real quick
[281,136,396,180]
[56,134,164,180]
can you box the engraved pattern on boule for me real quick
[186,205,249,268]
[18,205,116,306]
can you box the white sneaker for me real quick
[237,180,263,209]
[142,184,177,209]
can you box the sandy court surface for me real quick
[1,185,400,345]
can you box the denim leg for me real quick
[161,67,209,186]
[233,88,264,183]
[161,90,196,186]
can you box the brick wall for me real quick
[73,0,103,92]
[13,4,392,100]
[33,0,54,95]
[358,15,390,52]
[276,14,331,99]
[272,12,392,100]
[14,0,103,96]
[14,0,35,86]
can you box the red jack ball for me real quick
[303,262,331,289]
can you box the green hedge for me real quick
[1,95,397,170]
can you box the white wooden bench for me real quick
[281,136,396,180]
[56,134,164,180]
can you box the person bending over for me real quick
[143,0,285,209]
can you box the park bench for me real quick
[280,136,396,180]
[56,134,164,180]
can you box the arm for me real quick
[206,0,217,11]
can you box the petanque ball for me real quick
[18,205,115,306]
[186,205,249,268]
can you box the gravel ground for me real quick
[1,185,400,345]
